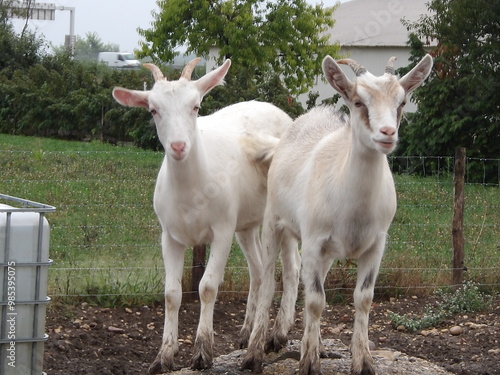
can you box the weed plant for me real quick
[389,281,493,332]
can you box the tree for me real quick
[397,0,500,172]
[137,0,340,97]
[52,32,120,62]
[0,20,45,73]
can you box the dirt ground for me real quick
[44,294,499,375]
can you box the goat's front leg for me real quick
[299,238,334,375]
[235,228,263,349]
[350,238,385,375]
[149,232,186,374]
[190,229,234,370]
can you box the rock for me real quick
[421,328,439,337]
[449,326,464,336]
[397,325,407,331]
[465,322,487,329]
[125,307,133,314]
[107,326,124,333]
[168,338,454,375]
[72,318,82,326]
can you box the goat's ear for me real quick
[399,54,433,94]
[195,59,231,96]
[112,87,149,109]
[322,55,354,100]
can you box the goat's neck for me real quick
[166,129,209,185]
[342,132,387,198]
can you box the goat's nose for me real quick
[380,126,396,136]
[171,142,186,156]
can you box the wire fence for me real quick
[1,151,499,304]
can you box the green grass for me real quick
[1,134,498,306]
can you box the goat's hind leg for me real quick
[149,233,186,374]
[190,229,234,370]
[235,228,263,349]
[266,231,300,353]
[241,218,283,373]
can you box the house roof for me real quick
[329,0,434,47]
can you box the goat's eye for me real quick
[354,101,364,108]
[150,109,158,115]
[193,105,200,112]
[400,100,407,107]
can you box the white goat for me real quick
[242,54,433,375]
[112,58,294,373]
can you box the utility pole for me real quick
[58,6,76,55]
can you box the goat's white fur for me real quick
[112,59,293,373]
[242,54,433,375]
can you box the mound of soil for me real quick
[43,295,499,375]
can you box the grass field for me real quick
[1,134,498,306]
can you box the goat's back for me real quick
[271,105,349,187]
[200,100,291,139]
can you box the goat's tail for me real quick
[240,133,280,171]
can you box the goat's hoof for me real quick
[190,353,213,370]
[239,328,251,349]
[350,360,375,375]
[239,337,249,349]
[240,356,263,373]
[265,336,287,353]
[148,358,174,374]
[299,358,321,375]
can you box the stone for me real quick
[107,326,124,333]
[449,326,464,336]
[168,338,454,375]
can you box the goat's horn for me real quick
[143,63,165,82]
[337,59,367,76]
[181,57,202,80]
[385,56,397,75]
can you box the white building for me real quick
[299,0,435,112]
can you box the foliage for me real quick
[51,32,120,62]
[389,282,493,332]
[200,66,305,118]
[396,0,500,182]
[0,20,45,72]
[0,18,308,147]
[137,0,340,97]
[438,281,493,315]
[0,51,160,148]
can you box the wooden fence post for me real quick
[452,147,466,288]
[189,244,206,301]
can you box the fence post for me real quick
[452,147,466,288]
[189,244,206,301]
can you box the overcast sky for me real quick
[12,0,343,54]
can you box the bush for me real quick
[389,281,493,332]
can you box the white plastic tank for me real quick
[0,195,55,375]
